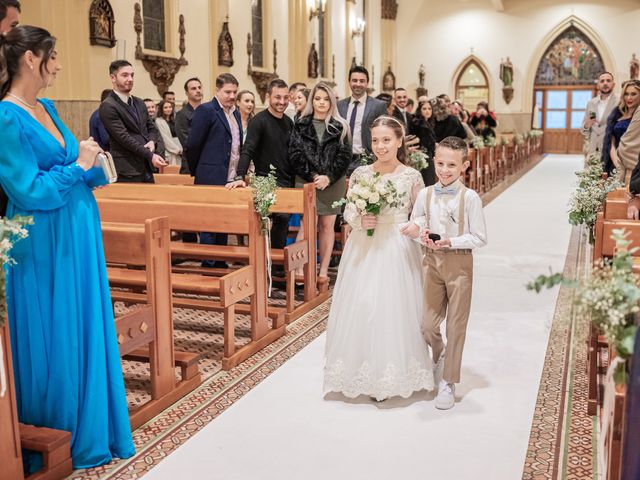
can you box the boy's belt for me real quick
[427,248,472,255]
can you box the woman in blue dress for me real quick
[0,26,134,470]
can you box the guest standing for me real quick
[89,88,111,151]
[432,97,467,142]
[228,78,294,252]
[284,81,306,120]
[155,99,182,166]
[187,73,242,267]
[293,87,310,121]
[289,82,352,280]
[175,76,203,174]
[237,89,255,140]
[0,0,20,218]
[337,66,387,175]
[99,60,166,182]
[0,25,134,471]
[602,80,640,180]
[392,87,412,127]
[410,99,437,186]
[469,101,497,141]
[582,72,617,159]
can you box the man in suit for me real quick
[175,77,203,175]
[392,87,412,127]
[187,73,242,266]
[582,72,617,159]
[0,0,20,217]
[99,60,166,183]
[337,66,387,175]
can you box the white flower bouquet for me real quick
[408,149,429,171]
[248,165,278,235]
[334,172,405,237]
[1,215,33,327]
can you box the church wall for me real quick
[395,0,640,132]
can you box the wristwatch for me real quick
[233,175,244,182]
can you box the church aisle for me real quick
[144,154,583,480]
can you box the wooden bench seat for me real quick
[19,424,73,480]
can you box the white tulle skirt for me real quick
[323,214,434,400]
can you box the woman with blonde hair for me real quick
[602,80,640,181]
[236,89,255,141]
[288,82,352,281]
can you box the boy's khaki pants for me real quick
[422,249,473,384]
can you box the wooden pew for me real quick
[99,200,286,369]
[95,183,327,323]
[102,217,202,428]
[154,173,195,185]
[160,164,181,174]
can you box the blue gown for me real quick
[0,99,135,469]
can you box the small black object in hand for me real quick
[428,233,441,241]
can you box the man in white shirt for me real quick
[337,66,388,175]
[582,72,617,159]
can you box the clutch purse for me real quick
[94,151,118,184]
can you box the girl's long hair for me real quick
[370,115,409,164]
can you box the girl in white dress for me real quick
[324,116,434,401]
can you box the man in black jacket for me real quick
[227,78,293,251]
[392,87,412,127]
[175,77,203,174]
[99,60,166,183]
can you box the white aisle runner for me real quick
[145,155,582,480]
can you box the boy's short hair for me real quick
[437,136,468,162]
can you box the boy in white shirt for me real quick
[401,136,487,409]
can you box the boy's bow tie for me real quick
[434,184,458,196]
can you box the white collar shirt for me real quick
[346,94,367,154]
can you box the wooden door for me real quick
[534,87,595,154]
[0,323,24,480]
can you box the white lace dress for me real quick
[324,164,434,400]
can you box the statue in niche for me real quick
[308,43,319,79]
[217,21,233,67]
[418,63,425,88]
[630,53,639,80]
[382,64,395,92]
[89,0,116,47]
[500,57,513,88]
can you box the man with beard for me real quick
[582,72,617,159]
[337,66,387,175]
[227,78,293,252]
[99,60,166,182]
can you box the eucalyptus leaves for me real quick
[1,216,33,327]
[568,154,621,242]
[528,229,639,384]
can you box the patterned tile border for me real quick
[67,301,331,480]
[521,225,597,480]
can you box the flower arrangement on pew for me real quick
[568,154,620,243]
[248,165,278,235]
[484,136,497,148]
[528,229,639,384]
[529,130,543,138]
[408,149,429,172]
[472,135,485,150]
[333,172,405,237]
[513,133,525,146]
[1,216,32,327]
[499,136,509,146]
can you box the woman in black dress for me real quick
[410,99,437,186]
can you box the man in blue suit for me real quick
[187,73,243,267]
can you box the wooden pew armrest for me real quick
[284,240,308,272]
[220,265,255,307]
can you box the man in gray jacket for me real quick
[337,66,388,176]
[582,72,617,159]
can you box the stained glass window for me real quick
[535,27,604,86]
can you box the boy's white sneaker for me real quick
[435,380,455,410]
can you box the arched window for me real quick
[251,0,264,68]
[455,60,489,109]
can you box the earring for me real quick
[29,65,33,70]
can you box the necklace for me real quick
[7,92,38,109]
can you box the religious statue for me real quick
[500,57,513,88]
[383,64,395,92]
[630,53,639,80]
[89,0,116,48]
[217,21,234,67]
[308,43,319,79]
[418,64,425,88]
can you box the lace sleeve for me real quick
[408,170,425,212]
[343,168,363,230]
